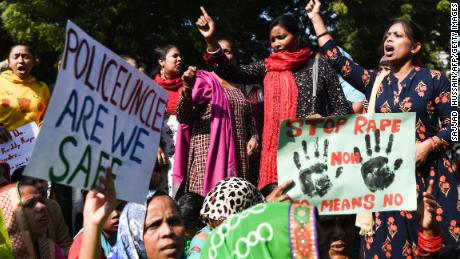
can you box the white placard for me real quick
[0,122,39,173]
[24,21,168,203]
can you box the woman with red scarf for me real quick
[152,45,184,196]
[196,7,351,191]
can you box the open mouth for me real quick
[384,45,395,56]
[17,66,26,72]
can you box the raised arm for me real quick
[196,6,219,53]
[306,0,377,95]
[176,66,197,124]
[196,7,265,84]
[79,168,117,259]
[305,0,332,47]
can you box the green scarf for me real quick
[201,201,318,258]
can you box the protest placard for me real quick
[0,122,39,173]
[278,113,416,215]
[24,21,168,203]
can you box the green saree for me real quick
[201,201,318,259]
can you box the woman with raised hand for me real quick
[307,0,459,257]
[0,44,50,142]
[152,45,184,196]
[195,7,351,191]
[173,64,259,195]
[77,168,186,259]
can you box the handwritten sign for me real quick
[24,21,168,203]
[0,123,39,173]
[278,113,416,215]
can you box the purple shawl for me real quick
[173,70,237,195]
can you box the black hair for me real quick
[177,192,205,234]
[269,15,300,37]
[17,179,31,189]
[153,44,178,61]
[7,43,42,79]
[389,20,423,45]
[380,19,424,62]
[13,167,47,197]
[152,44,179,76]
[8,43,35,62]
[217,38,235,54]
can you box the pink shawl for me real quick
[173,70,237,195]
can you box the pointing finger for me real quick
[200,6,210,18]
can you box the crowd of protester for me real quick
[0,0,459,258]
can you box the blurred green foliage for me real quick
[0,0,451,84]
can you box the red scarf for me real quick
[258,48,311,189]
[154,74,183,115]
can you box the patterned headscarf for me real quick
[112,190,157,259]
[200,177,265,224]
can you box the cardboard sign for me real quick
[278,113,416,215]
[24,21,168,203]
[0,123,39,173]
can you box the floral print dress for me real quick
[321,40,460,258]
